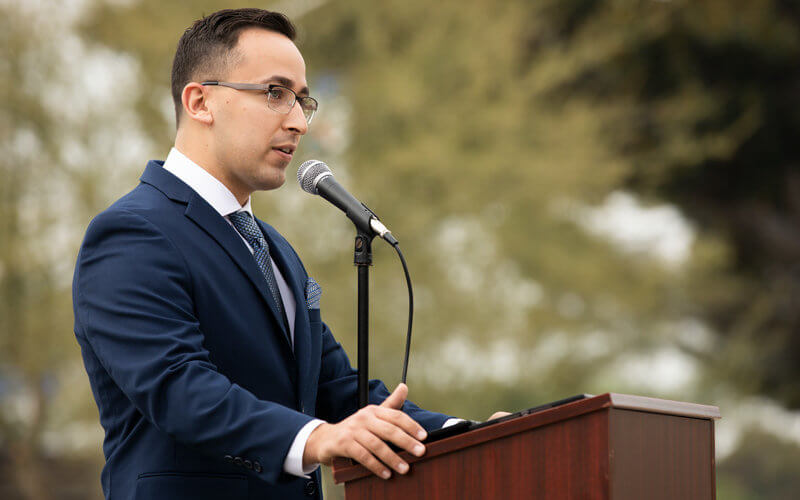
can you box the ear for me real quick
[181,82,214,125]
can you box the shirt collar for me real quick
[162,147,253,218]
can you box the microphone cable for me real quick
[297,160,414,383]
[390,241,413,385]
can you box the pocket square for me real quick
[305,277,322,310]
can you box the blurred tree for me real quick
[717,428,800,499]
[1,5,77,500]
[59,0,800,498]
[528,0,800,408]
[296,0,704,412]
[1,2,148,499]
[76,0,799,429]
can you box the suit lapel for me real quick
[259,221,312,395]
[183,194,291,346]
[140,162,291,346]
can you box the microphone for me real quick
[297,160,397,245]
[299,159,416,388]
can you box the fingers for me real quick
[488,411,512,421]
[369,415,426,457]
[347,440,393,479]
[376,383,427,440]
[374,405,427,442]
[345,405,428,479]
[349,417,423,477]
[380,383,408,410]
[333,419,413,479]
[308,385,430,481]
[355,428,410,477]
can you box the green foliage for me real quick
[717,429,800,499]
[2,0,799,497]
[536,0,800,409]
[289,0,696,416]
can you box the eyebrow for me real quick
[259,75,310,96]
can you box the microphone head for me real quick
[297,160,332,195]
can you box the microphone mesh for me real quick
[297,160,331,195]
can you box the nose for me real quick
[284,99,308,135]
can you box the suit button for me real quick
[304,480,317,496]
[234,457,243,467]
[224,455,234,463]
[254,461,263,473]
[244,459,253,470]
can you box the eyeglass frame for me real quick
[200,81,318,124]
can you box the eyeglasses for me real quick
[201,81,318,124]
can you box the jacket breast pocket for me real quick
[135,472,247,500]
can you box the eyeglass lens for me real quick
[267,86,317,123]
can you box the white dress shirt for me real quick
[163,147,324,478]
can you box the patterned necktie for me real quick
[228,211,287,327]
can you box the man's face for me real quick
[207,28,309,195]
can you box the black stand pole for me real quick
[354,229,375,409]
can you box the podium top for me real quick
[332,392,721,484]
[607,393,720,419]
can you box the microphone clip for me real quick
[361,204,398,246]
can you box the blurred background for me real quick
[2,0,800,498]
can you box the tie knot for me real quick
[228,211,263,244]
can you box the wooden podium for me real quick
[332,393,721,499]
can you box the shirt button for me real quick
[254,461,263,473]
[244,459,253,470]
[224,455,233,463]
[304,480,317,496]
[234,457,243,467]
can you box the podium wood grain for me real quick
[332,393,720,499]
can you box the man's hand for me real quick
[488,411,512,420]
[303,383,427,480]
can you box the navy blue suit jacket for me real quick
[72,161,452,500]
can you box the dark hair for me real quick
[171,8,296,126]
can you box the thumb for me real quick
[380,383,408,409]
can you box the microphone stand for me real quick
[354,228,375,409]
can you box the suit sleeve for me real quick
[73,209,313,484]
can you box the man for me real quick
[72,8,488,500]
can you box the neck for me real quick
[174,132,250,206]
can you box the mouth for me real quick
[273,145,296,156]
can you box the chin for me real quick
[256,174,286,192]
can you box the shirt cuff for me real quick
[283,419,326,478]
[442,418,465,428]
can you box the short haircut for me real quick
[171,8,296,127]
